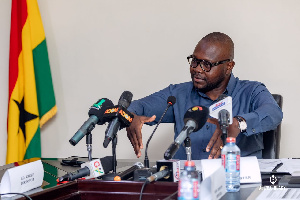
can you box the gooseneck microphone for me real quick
[144,96,176,168]
[164,105,209,160]
[69,98,114,146]
[103,91,133,148]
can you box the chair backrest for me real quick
[262,94,283,159]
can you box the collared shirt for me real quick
[128,74,283,160]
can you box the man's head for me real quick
[189,32,235,95]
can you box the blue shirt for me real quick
[128,74,283,160]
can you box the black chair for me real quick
[262,94,283,159]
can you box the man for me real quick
[126,32,283,160]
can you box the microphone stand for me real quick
[86,131,92,161]
[112,136,117,173]
[184,136,192,161]
[101,135,118,180]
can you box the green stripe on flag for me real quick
[32,39,56,118]
[24,127,41,159]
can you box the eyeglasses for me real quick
[187,55,231,72]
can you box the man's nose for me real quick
[194,64,205,73]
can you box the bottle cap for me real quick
[184,161,195,167]
[226,137,236,143]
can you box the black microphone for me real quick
[217,94,231,144]
[58,166,90,182]
[144,96,176,168]
[58,156,113,182]
[164,106,209,160]
[103,91,133,148]
[219,109,230,134]
[69,98,114,146]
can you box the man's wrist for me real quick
[234,116,247,133]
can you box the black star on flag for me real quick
[13,98,38,142]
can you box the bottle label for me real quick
[178,178,199,200]
[225,154,240,172]
[236,155,240,170]
[193,180,199,198]
[221,154,225,168]
[178,180,181,197]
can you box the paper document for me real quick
[259,159,289,173]
[255,188,300,200]
[282,159,300,175]
[259,159,300,174]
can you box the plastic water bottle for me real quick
[178,161,199,200]
[221,137,240,192]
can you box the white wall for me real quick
[0,0,299,166]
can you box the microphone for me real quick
[144,96,176,168]
[209,94,233,125]
[146,168,170,183]
[69,98,114,146]
[58,156,113,182]
[155,159,180,182]
[164,106,209,160]
[146,159,180,183]
[103,91,133,148]
[209,94,232,144]
[219,109,230,134]
[139,160,179,200]
[114,162,144,180]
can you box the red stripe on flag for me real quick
[8,0,28,98]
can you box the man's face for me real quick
[190,40,230,93]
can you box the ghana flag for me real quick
[6,0,56,164]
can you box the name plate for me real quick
[0,160,44,196]
[201,156,261,184]
[200,166,226,200]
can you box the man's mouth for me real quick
[193,75,206,83]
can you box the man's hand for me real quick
[206,118,223,159]
[126,114,156,158]
[206,117,241,159]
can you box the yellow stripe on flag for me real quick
[26,0,45,48]
[22,19,39,147]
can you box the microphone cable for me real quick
[139,179,149,200]
[139,166,170,200]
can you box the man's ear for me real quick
[226,61,235,75]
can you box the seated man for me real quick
[126,32,283,160]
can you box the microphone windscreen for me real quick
[164,142,180,160]
[167,96,176,105]
[183,106,209,132]
[88,98,114,125]
[118,91,133,109]
[100,156,114,174]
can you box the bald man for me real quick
[126,32,283,160]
